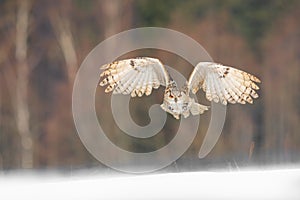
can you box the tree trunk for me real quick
[15,0,33,169]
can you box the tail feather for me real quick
[190,101,209,115]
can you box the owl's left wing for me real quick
[99,57,170,97]
[187,62,261,105]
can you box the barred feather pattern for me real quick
[99,57,170,97]
[187,62,261,105]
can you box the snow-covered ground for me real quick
[1,168,299,200]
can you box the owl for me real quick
[99,57,261,119]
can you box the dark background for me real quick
[0,0,299,173]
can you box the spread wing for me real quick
[99,57,170,97]
[187,62,261,105]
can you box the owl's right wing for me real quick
[99,57,170,97]
[187,62,261,105]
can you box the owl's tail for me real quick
[190,101,209,115]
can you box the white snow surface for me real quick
[1,168,299,200]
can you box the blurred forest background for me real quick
[0,0,299,172]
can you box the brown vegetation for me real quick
[0,0,299,171]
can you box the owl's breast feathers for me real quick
[161,81,209,119]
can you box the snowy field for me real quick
[1,168,299,200]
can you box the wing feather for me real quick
[222,78,239,104]
[215,73,227,104]
[115,70,138,95]
[135,69,147,97]
[187,62,261,105]
[205,75,213,101]
[99,57,170,97]
[140,67,150,96]
[145,69,153,96]
[112,69,135,94]
[211,73,220,103]
[130,71,143,97]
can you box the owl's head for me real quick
[160,90,191,119]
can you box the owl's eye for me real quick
[169,94,174,98]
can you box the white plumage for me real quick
[99,57,261,119]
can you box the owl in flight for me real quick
[99,57,261,119]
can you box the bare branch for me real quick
[49,11,78,83]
